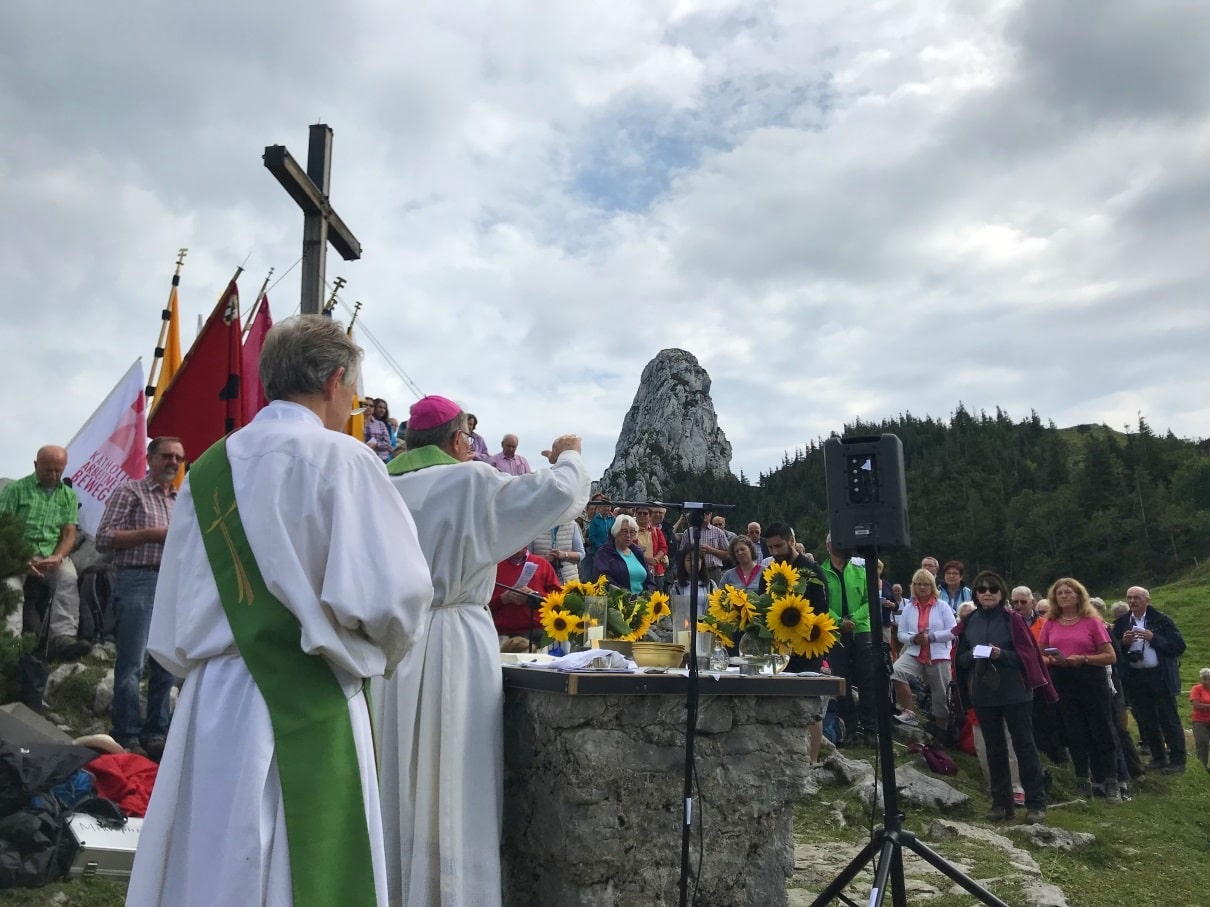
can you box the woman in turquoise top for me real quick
[592,514,655,593]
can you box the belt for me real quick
[120,564,160,572]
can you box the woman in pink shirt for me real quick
[1039,577,1119,801]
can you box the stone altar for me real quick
[501,668,844,907]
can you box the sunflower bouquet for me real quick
[697,560,839,659]
[538,577,672,647]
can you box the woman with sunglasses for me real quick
[1038,577,1120,802]
[955,570,1052,823]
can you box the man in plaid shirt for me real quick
[96,436,186,757]
[676,507,731,585]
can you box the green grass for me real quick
[795,741,1210,907]
[0,879,127,906]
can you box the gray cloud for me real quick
[1,0,1207,489]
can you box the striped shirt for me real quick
[95,476,177,568]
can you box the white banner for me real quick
[66,360,148,536]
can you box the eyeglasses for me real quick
[1010,598,1032,605]
[459,431,474,444]
[975,585,1000,594]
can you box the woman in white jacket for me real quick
[892,569,957,730]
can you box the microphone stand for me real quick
[678,507,705,907]
[587,497,736,906]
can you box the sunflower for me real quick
[541,589,567,613]
[762,560,801,594]
[797,611,839,659]
[541,608,576,642]
[726,586,758,629]
[767,594,814,648]
[707,593,737,625]
[647,590,671,620]
[589,575,610,596]
[698,620,734,648]
[560,580,590,598]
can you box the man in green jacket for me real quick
[820,534,879,743]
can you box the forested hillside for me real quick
[665,407,1210,593]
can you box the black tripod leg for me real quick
[900,835,1013,907]
[808,833,884,907]
[889,846,907,907]
[867,835,899,907]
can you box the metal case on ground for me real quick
[68,815,143,880]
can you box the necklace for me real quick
[1058,614,1081,625]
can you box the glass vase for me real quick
[738,632,774,674]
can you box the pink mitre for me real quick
[408,395,462,430]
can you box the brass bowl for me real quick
[631,644,686,668]
[597,639,633,659]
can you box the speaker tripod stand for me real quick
[808,543,1011,907]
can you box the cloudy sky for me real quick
[2,0,1208,484]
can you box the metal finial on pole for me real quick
[244,267,276,335]
[323,276,347,315]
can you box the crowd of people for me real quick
[1,317,1205,907]
[482,498,1206,828]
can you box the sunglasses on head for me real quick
[975,584,1000,594]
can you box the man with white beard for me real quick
[128,316,434,907]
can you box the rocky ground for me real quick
[784,748,1090,907]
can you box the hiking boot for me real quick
[894,711,919,727]
[1145,757,1169,771]
[1118,784,1132,802]
[1013,791,1026,806]
[1103,785,1122,804]
[1161,762,1187,775]
[142,736,167,763]
[1075,778,1094,798]
[47,635,91,661]
[1025,808,1047,824]
[985,805,1014,822]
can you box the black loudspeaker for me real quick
[823,434,910,550]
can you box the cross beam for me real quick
[263,124,362,315]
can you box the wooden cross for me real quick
[263,124,362,315]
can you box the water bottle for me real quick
[708,642,729,672]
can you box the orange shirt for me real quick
[1028,616,1046,641]
[1191,683,1210,724]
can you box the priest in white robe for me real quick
[374,396,590,907]
[127,316,434,907]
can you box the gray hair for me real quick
[1011,585,1032,599]
[405,410,468,452]
[1200,667,1210,682]
[260,315,361,401]
[1110,601,1130,619]
[1089,596,1106,614]
[611,514,639,537]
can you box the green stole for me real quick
[386,444,459,476]
[189,440,377,907]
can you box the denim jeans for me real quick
[110,568,175,745]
